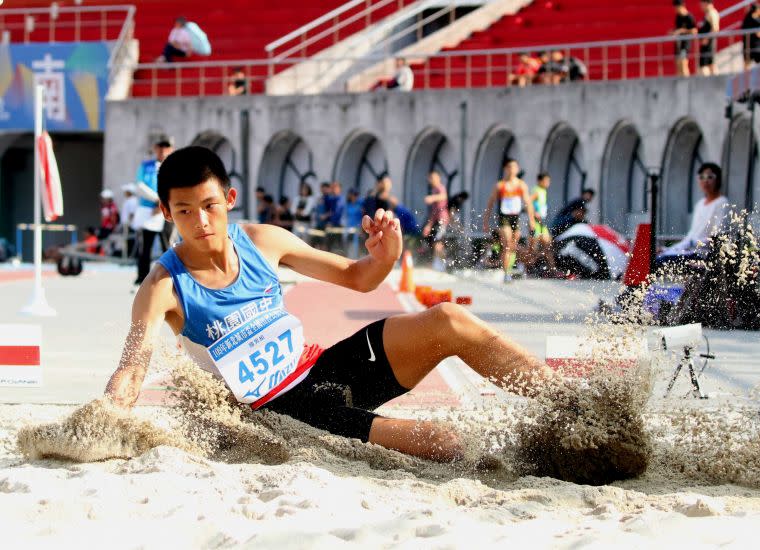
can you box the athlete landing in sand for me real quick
[105,146,551,462]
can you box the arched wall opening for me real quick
[722,114,758,212]
[541,123,586,220]
[472,125,519,226]
[600,121,648,235]
[257,131,315,209]
[332,130,388,196]
[404,127,458,221]
[661,118,706,235]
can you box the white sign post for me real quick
[20,84,56,317]
[0,324,43,387]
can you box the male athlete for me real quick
[483,159,535,282]
[105,147,549,462]
[528,172,557,274]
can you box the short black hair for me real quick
[279,196,290,206]
[698,162,722,189]
[504,158,518,167]
[582,188,596,197]
[673,0,685,6]
[157,146,231,206]
[537,172,550,181]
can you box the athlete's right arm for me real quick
[104,268,176,409]
[483,185,498,232]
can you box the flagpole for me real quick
[20,84,56,317]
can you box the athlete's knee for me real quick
[429,302,473,336]
[417,421,463,461]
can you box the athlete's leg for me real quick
[498,224,513,272]
[367,303,549,459]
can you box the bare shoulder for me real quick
[240,223,297,266]
[133,263,179,320]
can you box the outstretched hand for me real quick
[362,208,402,264]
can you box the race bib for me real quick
[500,196,521,215]
[207,308,305,404]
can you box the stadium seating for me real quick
[412,0,743,88]
[5,0,404,96]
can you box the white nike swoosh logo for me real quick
[365,330,376,362]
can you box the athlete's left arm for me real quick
[246,208,402,293]
[522,182,536,229]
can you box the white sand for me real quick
[3,398,760,549]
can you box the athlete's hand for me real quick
[362,208,402,264]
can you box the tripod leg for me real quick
[687,357,707,399]
[665,360,684,397]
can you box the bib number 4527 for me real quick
[238,329,293,385]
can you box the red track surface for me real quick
[0,271,56,284]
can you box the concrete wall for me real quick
[104,75,759,237]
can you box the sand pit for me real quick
[4,344,760,547]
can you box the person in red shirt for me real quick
[99,189,120,239]
[511,52,541,87]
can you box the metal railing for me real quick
[264,0,415,72]
[0,4,134,44]
[129,28,760,98]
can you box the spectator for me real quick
[567,55,588,81]
[657,162,728,269]
[274,196,294,231]
[512,52,541,87]
[698,1,720,76]
[157,17,192,62]
[256,187,273,223]
[742,3,760,69]
[84,226,100,255]
[363,175,393,216]
[292,181,316,222]
[328,181,346,228]
[422,171,449,272]
[387,58,414,91]
[133,134,172,285]
[538,50,567,85]
[315,182,333,230]
[261,194,276,224]
[119,183,139,257]
[228,67,248,96]
[345,188,364,228]
[672,0,697,77]
[550,188,595,237]
[98,189,119,240]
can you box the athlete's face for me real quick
[504,162,519,178]
[161,179,237,251]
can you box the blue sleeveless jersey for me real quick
[158,224,283,347]
[157,224,317,406]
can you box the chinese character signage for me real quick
[0,42,111,131]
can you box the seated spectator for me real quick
[657,162,728,269]
[158,17,193,62]
[742,3,760,69]
[274,196,294,231]
[228,67,248,96]
[387,58,414,91]
[511,52,541,87]
[567,56,588,81]
[538,51,567,85]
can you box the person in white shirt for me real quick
[657,162,728,268]
[158,17,192,62]
[388,58,414,92]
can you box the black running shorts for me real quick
[261,319,407,442]
[498,214,520,232]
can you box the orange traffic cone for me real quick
[399,250,415,293]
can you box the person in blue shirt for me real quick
[104,146,552,463]
[133,135,173,284]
